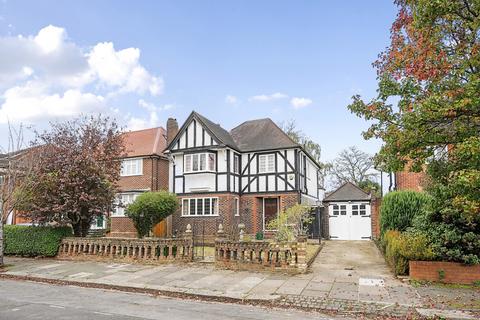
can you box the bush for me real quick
[267,204,312,242]
[382,230,435,275]
[380,190,431,236]
[4,225,72,257]
[126,191,178,238]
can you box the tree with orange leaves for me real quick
[348,0,480,264]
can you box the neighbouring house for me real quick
[107,126,171,238]
[322,182,377,240]
[165,111,324,240]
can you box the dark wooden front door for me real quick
[263,198,278,230]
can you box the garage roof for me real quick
[324,182,371,202]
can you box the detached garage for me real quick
[323,182,372,240]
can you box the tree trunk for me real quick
[72,222,82,237]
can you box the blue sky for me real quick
[0,1,397,162]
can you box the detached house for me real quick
[107,127,170,238]
[165,111,324,238]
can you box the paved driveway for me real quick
[311,240,394,283]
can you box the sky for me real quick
[0,1,398,163]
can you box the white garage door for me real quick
[328,202,371,240]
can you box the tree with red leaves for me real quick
[15,116,125,237]
[348,1,480,264]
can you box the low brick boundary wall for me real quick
[58,236,194,263]
[409,261,480,284]
[215,237,307,273]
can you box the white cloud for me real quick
[225,95,238,104]
[249,92,288,102]
[88,42,163,96]
[0,82,105,123]
[127,99,174,130]
[290,97,312,109]
[0,25,164,124]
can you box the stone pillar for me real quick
[296,235,308,272]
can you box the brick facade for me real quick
[409,261,480,284]
[371,197,381,239]
[395,171,426,192]
[109,156,169,238]
[172,192,300,242]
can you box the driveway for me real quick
[311,240,394,283]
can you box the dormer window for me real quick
[121,158,143,176]
[184,152,215,173]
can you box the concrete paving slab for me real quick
[329,282,358,300]
[305,281,333,292]
[301,289,329,298]
[276,279,309,295]
[247,279,285,295]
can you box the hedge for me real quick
[4,225,72,257]
[380,190,431,236]
[381,230,435,276]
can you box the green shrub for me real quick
[126,191,178,238]
[380,190,431,236]
[266,204,313,242]
[382,230,435,275]
[255,232,264,240]
[4,225,72,257]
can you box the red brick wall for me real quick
[371,197,381,239]
[395,171,426,192]
[117,157,169,192]
[172,192,300,239]
[109,217,137,238]
[409,261,480,284]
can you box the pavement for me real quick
[0,279,340,320]
[2,240,479,319]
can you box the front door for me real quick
[263,198,278,230]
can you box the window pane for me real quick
[234,155,239,173]
[200,154,206,170]
[267,154,275,172]
[212,198,218,215]
[234,198,239,216]
[182,199,189,216]
[185,155,192,172]
[190,199,196,215]
[192,154,199,171]
[208,154,215,171]
[340,204,347,215]
[259,155,266,173]
[204,198,211,215]
[197,199,204,215]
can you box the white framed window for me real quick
[352,204,359,215]
[181,197,219,216]
[112,193,140,217]
[233,154,240,174]
[360,204,367,215]
[332,204,339,215]
[340,204,347,215]
[233,198,240,216]
[184,153,216,173]
[120,158,143,176]
[258,154,275,173]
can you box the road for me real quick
[0,279,338,320]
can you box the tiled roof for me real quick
[193,112,239,150]
[230,118,299,152]
[323,182,371,202]
[122,127,167,157]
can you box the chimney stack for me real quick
[166,117,179,146]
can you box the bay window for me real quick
[184,153,215,173]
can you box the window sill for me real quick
[181,215,219,218]
[120,173,143,177]
[183,171,216,175]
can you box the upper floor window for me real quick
[121,158,143,176]
[184,153,215,173]
[233,154,240,174]
[258,154,275,173]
